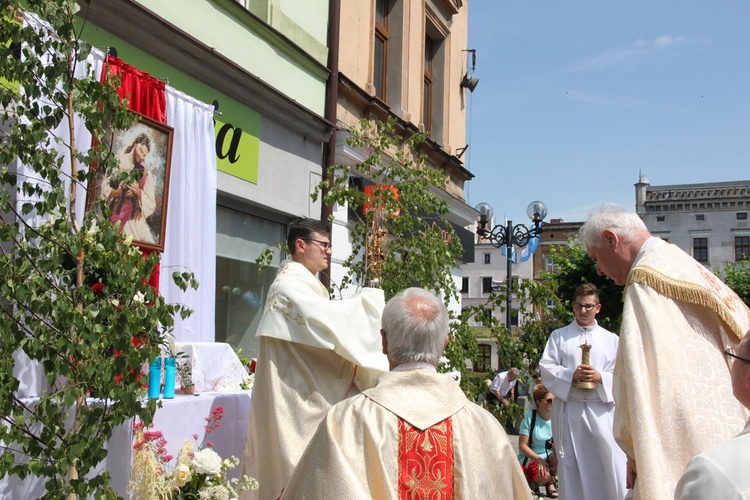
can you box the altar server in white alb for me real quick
[241,217,388,500]
[281,287,532,499]
[540,283,627,500]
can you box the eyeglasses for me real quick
[725,347,750,365]
[304,238,332,251]
[544,398,554,404]
[573,303,599,311]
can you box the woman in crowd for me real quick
[518,383,558,498]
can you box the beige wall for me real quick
[338,0,469,166]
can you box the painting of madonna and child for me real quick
[88,113,174,253]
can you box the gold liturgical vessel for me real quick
[574,341,597,390]
[366,207,388,289]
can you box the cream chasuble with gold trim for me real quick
[241,260,388,500]
[614,237,750,500]
[281,370,533,499]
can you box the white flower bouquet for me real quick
[129,406,258,499]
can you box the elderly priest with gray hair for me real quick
[281,287,532,499]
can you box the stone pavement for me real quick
[510,433,521,456]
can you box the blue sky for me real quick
[464,1,750,225]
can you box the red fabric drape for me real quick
[101,55,167,291]
[102,55,166,124]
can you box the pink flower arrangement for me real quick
[129,406,258,499]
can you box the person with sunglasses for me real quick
[539,283,626,500]
[518,384,559,498]
[676,330,750,499]
[242,217,388,499]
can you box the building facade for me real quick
[79,0,334,359]
[75,0,477,359]
[636,176,750,271]
[534,219,584,279]
[460,220,535,372]
[331,0,477,298]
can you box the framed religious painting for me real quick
[88,112,174,252]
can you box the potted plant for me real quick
[176,355,195,395]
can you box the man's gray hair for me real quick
[381,287,449,366]
[578,204,648,251]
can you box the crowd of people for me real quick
[240,207,750,499]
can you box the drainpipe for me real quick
[320,0,341,288]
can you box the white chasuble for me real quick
[615,237,750,500]
[241,260,387,500]
[281,370,533,499]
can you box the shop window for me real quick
[215,206,285,359]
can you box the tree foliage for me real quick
[543,241,624,332]
[315,117,478,379]
[0,2,196,497]
[315,120,626,409]
[721,259,750,308]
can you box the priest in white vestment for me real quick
[241,218,388,500]
[675,329,750,500]
[540,283,627,500]
[579,206,750,500]
[281,287,532,499]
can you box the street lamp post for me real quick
[474,201,548,333]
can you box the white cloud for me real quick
[654,35,686,49]
[570,35,694,72]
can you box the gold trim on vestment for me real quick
[627,265,749,343]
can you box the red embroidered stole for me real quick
[398,417,454,499]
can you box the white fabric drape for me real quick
[161,86,217,342]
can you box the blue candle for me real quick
[163,356,176,399]
[147,358,162,399]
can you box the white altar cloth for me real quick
[177,341,251,393]
[0,391,252,498]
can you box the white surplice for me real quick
[540,320,627,500]
[615,237,750,500]
[675,420,750,500]
[281,369,532,499]
[241,260,388,500]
